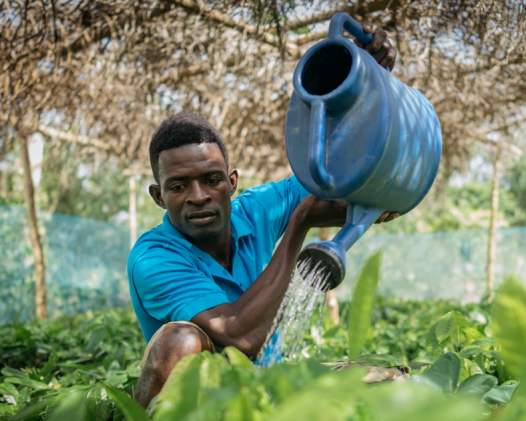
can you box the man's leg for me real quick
[135,323,214,407]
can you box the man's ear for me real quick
[229,169,239,196]
[149,184,166,209]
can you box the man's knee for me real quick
[150,323,213,372]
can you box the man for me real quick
[128,23,399,407]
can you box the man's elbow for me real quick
[221,327,261,359]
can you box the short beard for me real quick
[190,228,221,241]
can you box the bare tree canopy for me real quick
[1,0,525,179]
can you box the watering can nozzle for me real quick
[298,242,346,290]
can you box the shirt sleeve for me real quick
[240,176,310,245]
[131,248,230,323]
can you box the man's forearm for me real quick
[192,212,310,357]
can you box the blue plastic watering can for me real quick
[286,13,442,289]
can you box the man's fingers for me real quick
[352,21,396,69]
[353,22,373,49]
[365,29,387,55]
[374,212,389,224]
[378,46,397,69]
[363,22,373,34]
[384,212,400,222]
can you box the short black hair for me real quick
[149,112,229,184]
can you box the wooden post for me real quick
[321,227,340,324]
[20,136,47,319]
[486,146,501,303]
[129,175,138,247]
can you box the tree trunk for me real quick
[486,147,501,303]
[129,175,138,247]
[321,228,340,324]
[20,136,47,319]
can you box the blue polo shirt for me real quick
[127,176,309,362]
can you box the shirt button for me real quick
[206,261,212,266]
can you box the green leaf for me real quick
[224,346,255,370]
[348,251,382,359]
[10,396,57,421]
[491,276,526,378]
[458,374,498,396]
[86,328,107,354]
[272,369,366,421]
[223,387,258,421]
[38,352,59,379]
[436,312,456,342]
[151,353,205,420]
[103,383,150,421]
[483,382,519,405]
[410,353,461,392]
[4,376,50,390]
[46,390,87,421]
[1,367,28,378]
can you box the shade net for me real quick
[1,205,525,324]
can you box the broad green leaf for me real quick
[223,387,258,421]
[224,346,255,370]
[1,367,27,378]
[86,328,107,354]
[460,346,501,360]
[152,353,205,420]
[483,382,519,405]
[199,353,229,389]
[491,276,526,378]
[11,396,57,421]
[103,383,149,421]
[38,352,59,379]
[469,337,495,347]
[458,358,483,386]
[458,374,498,396]
[436,312,456,342]
[410,353,461,392]
[462,327,485,345]
[46,390,87,421]
[272,368,366,421]
[363,381,485,421]
[4,376,50,390]
[86,385,112,421]
[348,251,382,359]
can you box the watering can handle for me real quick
[308,99,335,190]
[328,13,374,44]
[328,13,392,73]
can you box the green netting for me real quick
[338,226,526,302]
[0,206,138,324]
[1,205,525,324]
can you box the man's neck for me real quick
[185,226,233,272]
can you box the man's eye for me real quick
[207,178,220,185]
[171,184,185,191]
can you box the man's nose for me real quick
[187,182,211,205]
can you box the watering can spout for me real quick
[298,206,385,290]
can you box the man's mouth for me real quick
[187,210,218,225]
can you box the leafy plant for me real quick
[1,258,525,421]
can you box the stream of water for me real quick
[256,258,331,366]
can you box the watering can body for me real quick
[286,14,442,288]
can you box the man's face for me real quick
[150,143,238,242]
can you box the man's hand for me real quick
[295,195,400,229]
[353,22,397,70]
[294,195,347,230]
[375,211,400,224]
